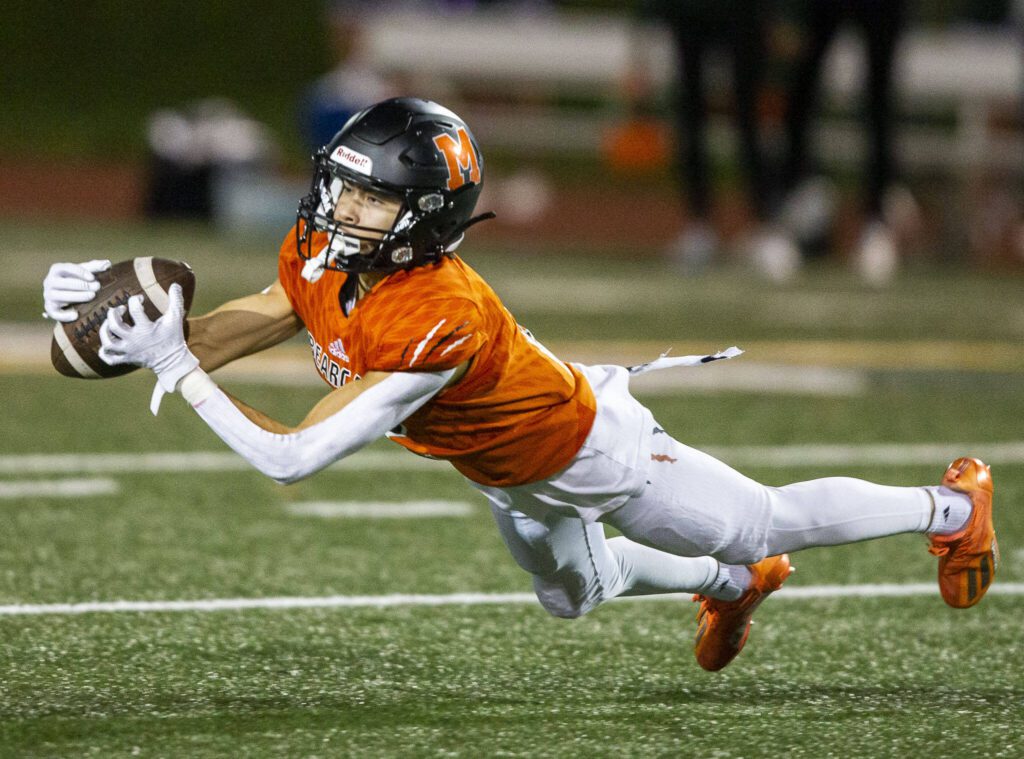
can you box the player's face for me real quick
[331,181,403,243]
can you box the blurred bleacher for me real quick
[0,2,1020,261]
[360,9,1022,174]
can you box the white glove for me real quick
[98,283,199,394]
[42,259,111,322]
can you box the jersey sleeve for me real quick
[365,296,488,373]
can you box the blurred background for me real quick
[2,0,1021,277]
[3,9,1024,753]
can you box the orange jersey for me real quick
[277,228,596,487]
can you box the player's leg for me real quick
[602,431,991,669]
[605,433,972,565]
[487,503,750,620]
[606,428,995,608]
[763,457,994,610]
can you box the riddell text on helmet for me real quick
[329,145,373,175]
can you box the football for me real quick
[50,257,196,379]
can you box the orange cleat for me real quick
[928,457,998,608]
[693,554,793,672]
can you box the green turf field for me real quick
[2,220,1022,757]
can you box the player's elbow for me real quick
[236,433,329,484]
[254,456,317,485]
[266,462,317,485]
[236,418,365,484]
[260,449,346,484]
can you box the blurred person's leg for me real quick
[781,0,843,192]
[858,0,906,217]
[674,24,712,222]
[728,0,772,221]
[777,1,844,260]
[667,16,718,273]
[851,0,908,285]
[729,0,801,282]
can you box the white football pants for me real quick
[477,365,935,619]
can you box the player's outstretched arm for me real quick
[186,279,303,371]
[97,285,455,483]
[182,367,453,483]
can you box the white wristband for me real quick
[180,368,218,406]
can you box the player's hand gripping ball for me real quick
[49,257,195,379]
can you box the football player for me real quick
[43,98,997,671]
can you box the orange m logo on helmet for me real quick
[433,128,480,191]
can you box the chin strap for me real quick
[430,212,498,260]
[452,211,497,240]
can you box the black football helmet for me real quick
[296,97,493,274]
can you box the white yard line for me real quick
[3,442,1024,476]
[0,450,446,475]
[286,500,475,518]
[7,320,1024,397]
[702,441,1024,468]
[0,477,119,499]
[2,584,1023,616]
[5,322,1023,374]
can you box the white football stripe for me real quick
[51,323,100,378]
[133,256,168,313]
[286,500,475,518]
[0,478,119,499]
[1,584,1023,616]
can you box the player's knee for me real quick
[532,575,600,619]
[714,542,768,566]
